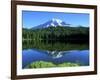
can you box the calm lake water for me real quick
[22,40,89,68]
[22,49,89,68]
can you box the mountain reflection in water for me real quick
[22,40,89,68]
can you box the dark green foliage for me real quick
[22,26,89,51]
[22,26,89,43]
[23,40,89,51]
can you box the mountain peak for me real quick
[32,18,70,29]
[51,18,63,23]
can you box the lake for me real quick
[22,40,89,68]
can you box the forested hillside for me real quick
[22,26,89,43]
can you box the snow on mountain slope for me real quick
[32,18,70,29]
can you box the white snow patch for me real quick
[52,18,63,23]
[51,23,55,26]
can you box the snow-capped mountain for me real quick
[32,18,70,29]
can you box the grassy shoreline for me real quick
[25,61,80,69]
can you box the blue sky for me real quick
[22,11,89,29]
